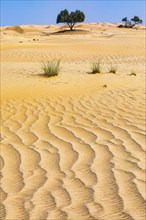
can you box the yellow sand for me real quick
[0,23,145,220]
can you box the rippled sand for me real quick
[0,23,146,220]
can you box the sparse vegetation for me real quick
[131,16,143,25]
[108,65,118,74]
[42,60,60,77]
[91,60,101,74]
[56,9,85,30]
[118,16,143,28]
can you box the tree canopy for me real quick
[56,9,85,30]
[131,16,142,25]
[122,17,131,26]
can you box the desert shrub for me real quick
[91,60,101,74]
[108,65,118,74]
[42,60,60,77]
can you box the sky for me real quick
[1,0,145,26]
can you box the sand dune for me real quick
[1,23,146,220]
[20,25,49,33]
[4,26,24,34]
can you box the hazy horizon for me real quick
[1,0,145,26]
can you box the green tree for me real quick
[56,9,85,30]
[131,16,143,25]
[122,17,128,23]
[122,17,131,27]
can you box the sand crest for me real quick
[4,26,24,34]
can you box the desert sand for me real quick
[0,23,146,220]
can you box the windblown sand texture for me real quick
[0,23,146,220]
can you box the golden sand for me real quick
[0,23,146,220]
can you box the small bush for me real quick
[42,60,60,77]
[129,70,136,76]
[108,65,118,74]
[91,60,101,74]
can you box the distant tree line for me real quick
[56,10,142,30]
[118,16,143,28]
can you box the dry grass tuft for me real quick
[42,60,60,77]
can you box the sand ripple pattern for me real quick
[1,48,145,65]
[1,34,145,65]
[1,89,146,220]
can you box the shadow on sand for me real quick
[42,29,90,36]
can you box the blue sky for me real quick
[1,0,145,26]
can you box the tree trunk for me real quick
[67,23,75,31]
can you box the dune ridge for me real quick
[4,26,24,34]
